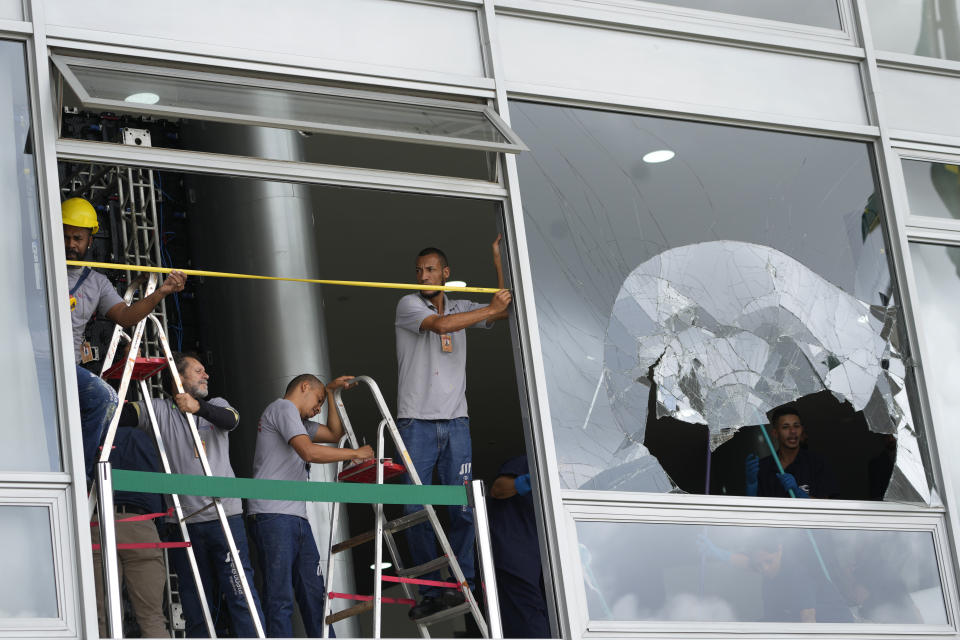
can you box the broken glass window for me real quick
[510,101,932,502]
[577,520,947,624]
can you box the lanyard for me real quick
[69,267,92,297]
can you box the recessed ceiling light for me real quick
[124,92,160,105]
[642,149,676,164]
[446,280,467,288]
[370,562,393,571]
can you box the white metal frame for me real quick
[50,52,527,153]
[0,489,77,637]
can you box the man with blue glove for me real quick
[488,456,549,638]
[744,405,839,499]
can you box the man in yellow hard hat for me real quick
[62,196,187,481]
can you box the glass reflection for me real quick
[511,101,927,501]
[645,0,840,29]
[909,242,960,503]
[903,159,960,220]
[0,506,58,618]
[577,521,947,624]
[865,0,960,63]
[0,40,60,471]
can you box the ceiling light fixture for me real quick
[124,92,160,105]
[446,280,467,288]
[370,562,393,571]
[642,149,676,164]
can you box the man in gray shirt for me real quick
[118,351,263,637]
[249,373,373,638]
[395,238,511,619]
[63,196,185,481]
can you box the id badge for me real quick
[194,439,207,458]
[80,341,94,364]
[69,295,77,312]
[440,333,453,353]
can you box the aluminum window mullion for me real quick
[55,138,509,199]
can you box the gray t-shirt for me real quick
[248,398,320,518]
[68,266,122,362]
[134,397,242,521]
[395,293,489,420]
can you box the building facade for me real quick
[3,0,960,637]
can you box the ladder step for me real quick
[325,600,374,624]
[332,510,429,554]
[102,357,167,380]
[415,602,472,626]
[397,556,449,578]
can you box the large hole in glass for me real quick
[511,101,931,502]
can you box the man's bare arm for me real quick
[290,435,374,464]
[312,376,354,443]
[420,289,512,334]
[105,271,187,328]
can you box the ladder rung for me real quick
[415,602,471,626]
[397,556,449,578]
[332,510,429,554]
[325,600,374,624]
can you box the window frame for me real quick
[51,53,529,154]
[563,496,958,637]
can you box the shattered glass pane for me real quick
[578,521,947,624]
[511,101,932,502]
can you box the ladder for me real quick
[320,376,502,639]
[92,273,265,639]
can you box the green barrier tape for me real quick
[112,470,468,506]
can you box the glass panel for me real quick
[865,0,960,63]
[58,103,495,181]
[511,101,929,502]
[909,242,960,503]
[0,41,61,472]
[643,0,840,29]
[903,159,960,220]
[577,520,947,624]
[0,506,58,619]
[56,57,524,153]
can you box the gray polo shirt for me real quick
[134,397,242,522]
[68,266,122,362]
[248,398,320,518]
[395,293,490,420]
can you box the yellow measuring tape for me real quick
[66,260,501,294]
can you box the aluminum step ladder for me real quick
[92,273,265,639]
[320,376,502,639]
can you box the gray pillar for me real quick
[184,123,358,636]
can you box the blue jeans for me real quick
[166,514,264,638]
[250,513,333,638]
[76,364,117,481]
[398,417,475,598]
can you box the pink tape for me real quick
[91,542,191,551]
[329,592,416,606]
[381,575,461,589]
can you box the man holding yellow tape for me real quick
[62,197,186,482]
[395,236,512,619]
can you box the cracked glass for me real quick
[511,101,931,503]
[577,521,947,624]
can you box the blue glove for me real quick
[696,533,731,563]
[744,453,759,497]
[776,472,810,498]
[514,473,531,496]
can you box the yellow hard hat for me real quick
[61,197,99,235]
